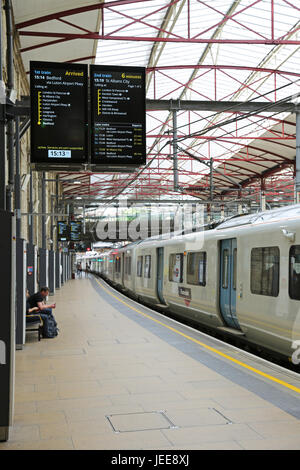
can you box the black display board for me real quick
[57,221,82,242]
[70,221,82,241]
[57,221,68,241]
[90,65,146,165]
[30,61,88,165]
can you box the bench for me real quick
[26,314,43,341]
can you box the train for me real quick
[87,204,300,365]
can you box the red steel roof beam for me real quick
[195,0,268,41]
[105,0,182,40]
[18,31,300,45]
[15,0,152,29]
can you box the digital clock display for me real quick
[48,150,71,158]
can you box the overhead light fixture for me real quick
[76,197,82,200]
[72,181,81,184]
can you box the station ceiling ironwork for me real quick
[12,0,300,208]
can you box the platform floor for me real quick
[1,275,300,450]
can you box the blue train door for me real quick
[157,247,165,304]
[219,238,240,329]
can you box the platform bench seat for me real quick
[26,314,43,341]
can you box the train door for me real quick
[156,247,165,304]
[219,238,240,329]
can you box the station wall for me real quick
[1,5,63,249]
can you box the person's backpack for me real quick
[42,313,59,338]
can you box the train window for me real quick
[144,255,151,278]
[187,252,206,286]
[233,248,237,290]
[222,249,229,289]
[289,246,300,300]
[251,247,279,297]
[169,253,183,283]
[137,256,143,277]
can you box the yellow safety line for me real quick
[94,277,300,394]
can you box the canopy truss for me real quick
[12,0,300,210]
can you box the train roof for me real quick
[217,204,300,230]
[113,204,300,250]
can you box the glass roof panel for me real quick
[91,0,300,201]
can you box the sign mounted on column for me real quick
[30,61,88,168]
[90,65,146,167]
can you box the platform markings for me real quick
[94,277,300,395]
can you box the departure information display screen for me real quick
[57,221,68,241]
[57,221,82,242]
[30,61,88,164]
[70,221,82,241]
[90,65,146,165]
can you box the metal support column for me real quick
[66,253,69,281]
[54,176,60,289]
[296,111,300,203]
[38,248,49,289]
[67,254,70,281]
[39,172,48,288]
[61,253,65,285]
[48,193,55,295]
[48,250,55,295]
[0,210,15,442]
[207,204,211,223]
[83,204,86,234]
[50,196,54,248]
[15,117,21,237]
[5,0,14,212]
[0,2,5,210]
[64,253,67,282]
[42,172,46,250]
[172,109,179,191]
[0,103,5,210]
[26,243,38,295]
[15,238,26,349]
[55,175,59,250]
[210,157,214,202]
[55,251,61,289]
[28,170,34,244]
[220,204,225,219]
[238,190,243,214]
[260,179,266,211]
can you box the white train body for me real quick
[91,205,300,362]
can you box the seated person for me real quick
[26,288,39,315]
[27,287,58,337]
[27,286,56,315]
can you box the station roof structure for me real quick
[13,0,300,208]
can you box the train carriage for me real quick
[97,204,300,363]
